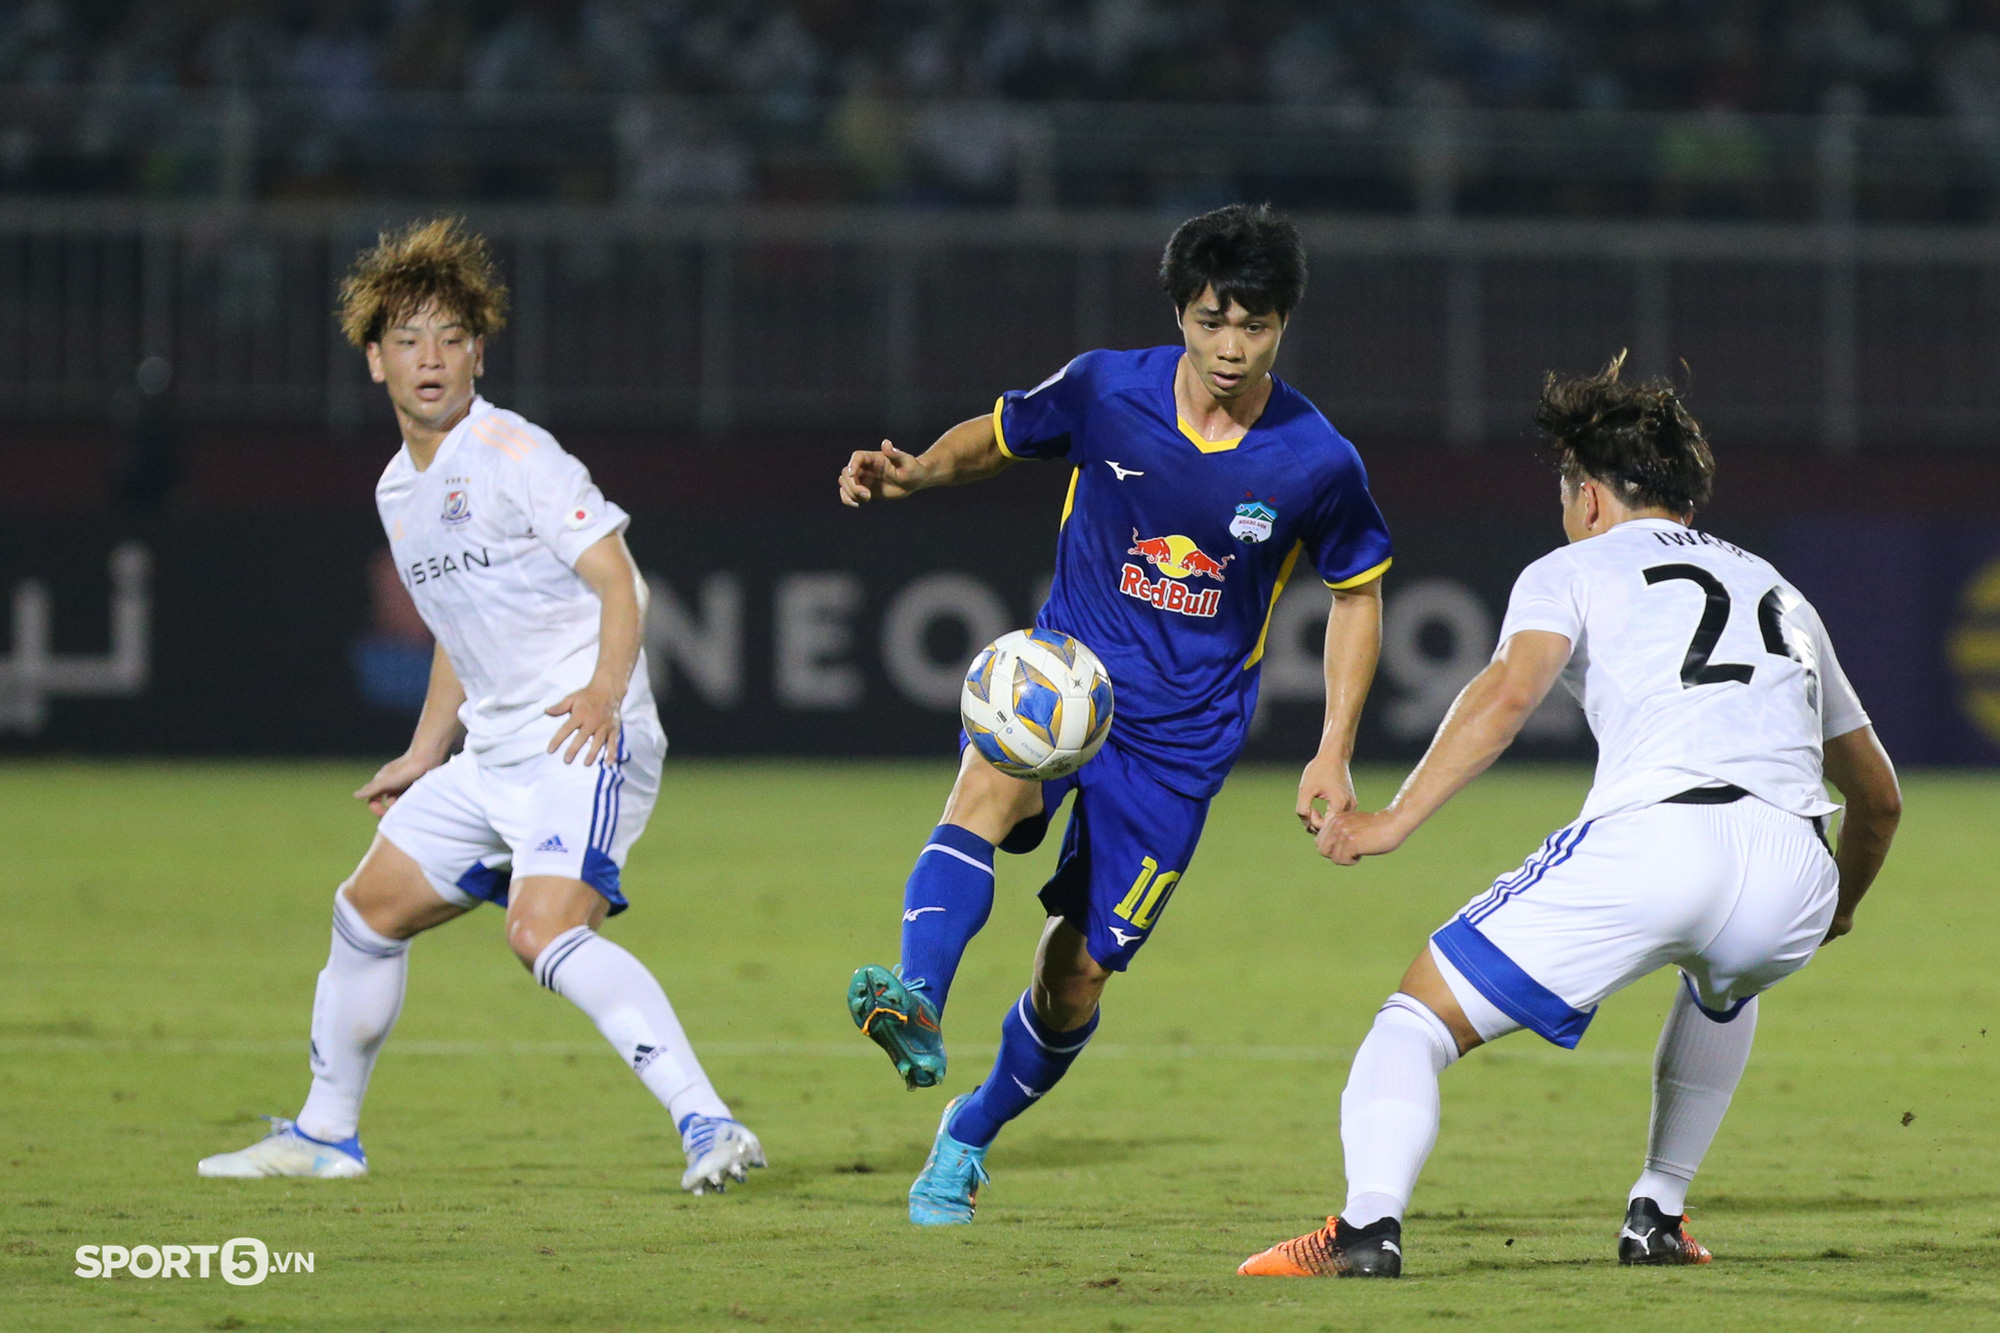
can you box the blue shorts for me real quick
[999,736,1211,972]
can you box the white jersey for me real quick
[375,396,659,767]
[1497,518,1868,822]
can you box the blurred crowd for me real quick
[3,0,1997,117]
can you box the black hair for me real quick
[1536,351,1715,516]
[1158,203,1307,319]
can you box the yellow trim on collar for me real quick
[1243,541,1304,670]
[992,396,1019,460]
[1176,415,1245,454]
[1325,556,1393,591]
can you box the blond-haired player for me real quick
[197,220,762,1194]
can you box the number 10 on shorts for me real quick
[1114,857,1180,930]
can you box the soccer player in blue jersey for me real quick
[836,204,1394,1225]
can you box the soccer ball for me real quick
[961,629,1114,781]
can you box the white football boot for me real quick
[678,1115,766,1194]
[197,1117,368,1178]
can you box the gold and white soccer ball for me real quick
[961,628,1114,781]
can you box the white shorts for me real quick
[1429,796,1839,1048]
[377,726,664,916]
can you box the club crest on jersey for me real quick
[440,488,472,525]
[1229,497,1276,544]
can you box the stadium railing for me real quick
[3,200,1999,452]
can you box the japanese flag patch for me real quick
[564,504,595,531]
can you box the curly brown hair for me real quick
[1535,350,1714,516]
[337,218,509,349]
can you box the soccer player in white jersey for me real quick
[197,220,763,1193]
[1240,354,1902,1278]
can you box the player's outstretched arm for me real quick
[547,533,645,767]
[1297,576,1384,832]
[356,642,467,815]
[1317,629,1571,866]
[1819,724,1902,943]
[837,415,1013,507]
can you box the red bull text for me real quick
[1119,563,1223,617]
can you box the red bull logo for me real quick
[1121,530,1229,618]
[1127,530,1232,581]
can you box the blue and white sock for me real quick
[1630,985,1759,1216]
[1340,995,1461,1228]
[896,824,995,1016]
[535,925,729,1124]
[947,992,1099,1148]
[296,890,409,1143]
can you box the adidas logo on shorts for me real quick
[533,835,567,853]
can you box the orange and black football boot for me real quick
[1618,1198,1713,1265]
[1238,1216,1403,1278]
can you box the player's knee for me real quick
[504,902,589,972]
[338,877,417,942]
[1032,969,1108,1032]
[505,914,551,971]
[946,759,1042,844]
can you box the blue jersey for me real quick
[995,345,1393,798]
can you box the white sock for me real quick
[534,926,730,1127]
[296,890,409,1142]
[1631,983,1759,1217]
[1340,995,1460,1227]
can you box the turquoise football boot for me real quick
[848,964,947,1089]
[908,1094,990,1226]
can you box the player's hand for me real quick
[838,440,924,506]
[1822,909,1856,944]
[1296,753,1357,834]
[1317,808,1411,866]
[355,752,437,816]
[547,684,622,766]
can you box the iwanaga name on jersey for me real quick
[1498,519,1870,822]
[375,396,657,766]
[995,346,1393,798]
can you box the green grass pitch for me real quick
[2,760,1997,1332]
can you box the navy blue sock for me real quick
[897,824,995,1017]
[948,992,1099,1148]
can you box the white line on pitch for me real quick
[0,1036,1983,1068]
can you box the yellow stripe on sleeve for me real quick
[1243,540,1304,671]
[992,395,1020,460]
[1325,556,1393,591]
[1059,467,1079,527]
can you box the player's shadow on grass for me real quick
[993,1135,1217,1170]
[1699,1191,2000,1214]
